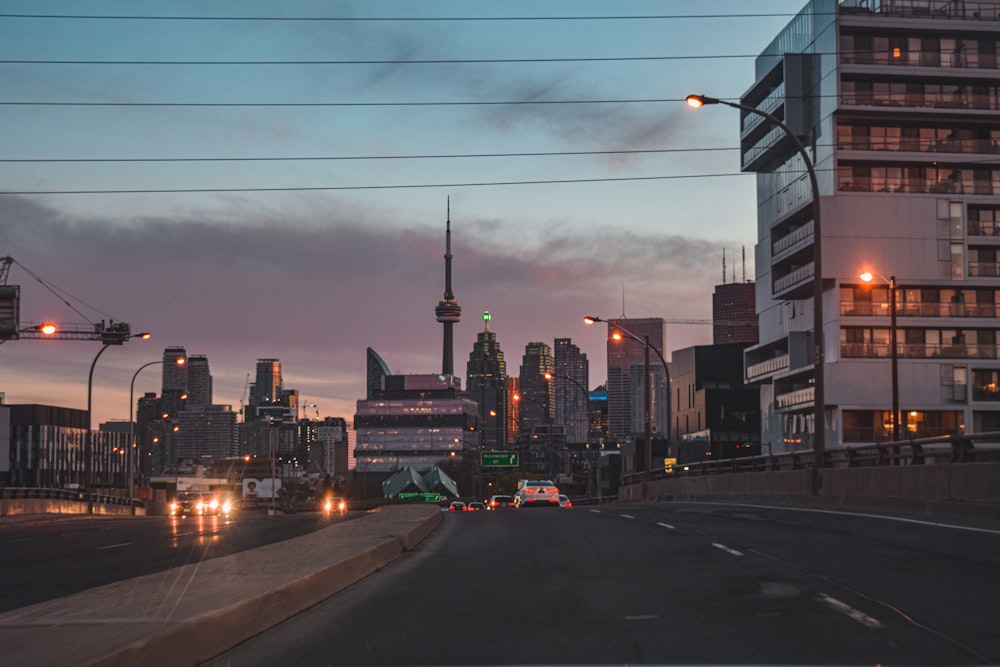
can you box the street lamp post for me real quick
[85,328,150,512]
[686,93,826,463]
[860,272,900,441]
[585,316,670,484]
[129,355,186,512]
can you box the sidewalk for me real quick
[0,504,442,667]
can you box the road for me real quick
[0,510,350,613]
[206,502,1000,666]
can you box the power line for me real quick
[0,146,739,164]
[0,97,700,108]
[0,171,755,196]
[0,12,831,22]
[0,55,758,66]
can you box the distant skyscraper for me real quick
[553,338,589,443]
[175,405,238,461]
[434,200,461,376]
[185,355,212,405]
[162,347,187,392]
[518,342,554,432]
[466,311,508,451]
[246,358,282,422]
[713,282,758,345]
[606,318,665,441]
[366,347,391,399]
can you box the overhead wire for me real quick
[0,12,835,22]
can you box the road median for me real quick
[0,504,442,667]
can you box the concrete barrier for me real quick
[629,463,1000,520]
[0,504,442,667]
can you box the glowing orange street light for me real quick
[860,270,900,441]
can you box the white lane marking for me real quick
[589,509,602,514]
[622,614,658,621]
[818,594,883,629]
[695,502,1000,536]
[97,542,132,550]
[712,542,744,557]
[7,538,34,543]
[657,522,676,530]
[620,514,635,519]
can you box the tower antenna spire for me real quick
[435,197,461,375]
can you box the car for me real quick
[170,491,209,517]
[448,501,467,512]
[467,501,486,511]
[487,494,515,509]
[513,480,560,508]
[558,494,573,508]
[322,495,347,515]
[169,491,234,518]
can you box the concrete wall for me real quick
[0,499,144,517]
[625,463,1000,520]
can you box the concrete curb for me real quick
[0,505,443,667]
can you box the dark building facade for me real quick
[518,342,554,433]
[466,311,508,451]
[713,282,759,345]
[672,343,762,463]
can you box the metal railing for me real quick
[624,431,1000,484]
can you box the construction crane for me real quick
[14,320,142,344]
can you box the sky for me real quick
[0,0,810,427]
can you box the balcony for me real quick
[776,386,814,409]
[773,262,815,295]
[773,221,814,256]
[746,354,790,382]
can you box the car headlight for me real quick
[221,500,232,514]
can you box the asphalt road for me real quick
[206,502,1000,666]
[0,510,351,613]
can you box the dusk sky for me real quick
[1,1,808,426]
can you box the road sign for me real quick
[481,451,519,467]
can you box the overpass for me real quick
[621,432,1000,520]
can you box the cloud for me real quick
[0,194,733,425]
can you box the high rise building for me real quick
[506,376,520,444]
[161,347,187,393]
[628,361,669,439]
[518,342,554,432]
[466,311,508,451]
[366,347,391,399]
[740,0,1000,452]
[185,355,212,406]
[605,318,666,441]
[713,282,759,345]
[553,338,589,443]
[175,404,238,462]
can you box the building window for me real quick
[972,369,1000,401]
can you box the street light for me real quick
[686,93,826,462]
[85,328,150,511]
[860,271,900,441]
[129,355,186,511]
[585,316,670,483]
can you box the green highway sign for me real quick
[481,451,519,467]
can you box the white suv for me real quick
[513,480,560,507]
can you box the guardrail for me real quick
[0,487,145,509]
[624,431,1000,486]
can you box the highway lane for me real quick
[0,510,352,613]
[207,502,1000,666]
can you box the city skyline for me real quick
[0,1,805,425]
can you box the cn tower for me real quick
[435,198,461,375]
